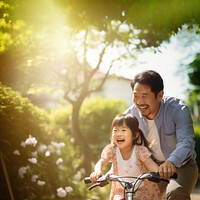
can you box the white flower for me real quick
[56,158,63,165]
[65,186,73,193]
[31,175,39,182]
[37,144,47,153]
[18,166,29,178]
[28,158,37,164]
[57,187,67,197]
[119,23,130,33]
[47,144,55,153]
[51,141,65,149]
[74,171,81,180]
[37,180,46,186]
[45,151,50,157]
[56,149,61,155]
[13,150,20,156]
[80,168,85,174]
[20,141,26,148]
[31,151,38,157]
[111,20,121,29]
[70,137,75,143]
[25,136,37,147]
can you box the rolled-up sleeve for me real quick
[167,105,196,167]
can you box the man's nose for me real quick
[136,97,143,105]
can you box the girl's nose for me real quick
[116,131,122,135]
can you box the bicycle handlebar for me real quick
[84,172,177,191]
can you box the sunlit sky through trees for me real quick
[117,25,200,100]
[90,25,200,101]
[8,0,200,101]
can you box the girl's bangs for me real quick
[113,117,126,127]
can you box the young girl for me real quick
[90,114,166,200]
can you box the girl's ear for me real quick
[134,131,140,141]
[135,131,139,138]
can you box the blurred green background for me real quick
[0,0,200,199]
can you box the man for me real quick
[125,70,198,199]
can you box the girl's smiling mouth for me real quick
[116,138,125,143]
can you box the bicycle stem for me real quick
[126,191,134,200]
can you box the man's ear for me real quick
[157,90,164,101]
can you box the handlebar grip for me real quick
[84,177,92,184]
[170,173,178,179]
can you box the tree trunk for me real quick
[71,102,92,174]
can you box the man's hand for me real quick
[158,161,177,179]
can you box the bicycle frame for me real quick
[84,172,177,200]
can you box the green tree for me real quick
[188,53,200,89]
[2,0,200,174]
[0,0,136,173]
[187,53,200,122]
[56,0,200,46]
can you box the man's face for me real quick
[132,82,163,120]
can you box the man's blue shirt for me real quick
[125,96,196,167]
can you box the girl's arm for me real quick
[90,157,109,182]
[144,157,159,172]
[138,146,159,172]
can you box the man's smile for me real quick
[137,105,149,111]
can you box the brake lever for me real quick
[88,183,101,190]
[87,175,109,190]
[147,172,167,183]
[97,174,110,187]
[149,172,178,183]
[84,174,108,184]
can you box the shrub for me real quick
[49,96,127,200]
[80,97,127,160]
[0,84,88,200]
[49,96,127,162]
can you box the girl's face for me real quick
[112,122,135,150]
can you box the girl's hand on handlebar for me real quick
[158,161,176,179]
[90,171,102,183]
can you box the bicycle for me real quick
[84,172,177,200]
